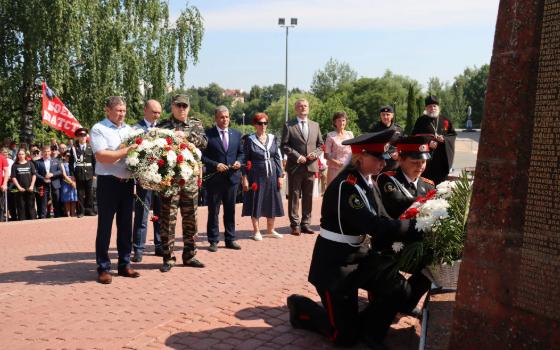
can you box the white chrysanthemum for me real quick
[148,163,159,174]
[167,150,177,166]
[416,215,436,232]
[392,242,404,253]
[126,156,139,167]
[436,180,457,197]
[153,138,167,148]
[422,199,450,219]
[137,140,154,152]
[180,164,194,180]
[182,150,195,162]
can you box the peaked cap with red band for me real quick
[342,129,397,159]
[396,135,433,160]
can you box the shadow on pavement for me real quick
[0,262,96,285]
[164,304,418,350]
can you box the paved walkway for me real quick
[0,199,423,350]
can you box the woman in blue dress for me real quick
[241,113,285,241]
[60,151,78,216]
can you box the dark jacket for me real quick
[34,158,62,189]
[201,127,244,186]
[308,166,418,291]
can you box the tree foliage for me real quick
[310,58,357,101]
[0,0,204,144]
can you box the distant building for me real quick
[223,89,245,107]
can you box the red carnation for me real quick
[251,182,258,191]
[157,159,165,167]
[164,145,171,151]
[151,215,159,222]
[197,177,202,188]
[443,120,449,131]
[166,137,173,145]
[425,189,437,200]
[179,179,186,187]
[180,143,187,150]
[399,207,420,220]
[246,161,252,170]
[135,137,143,145]
[177,154,184,162]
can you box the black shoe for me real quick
[287,295,303,329]
[131,254,142,263]
[77,213,84,218]
[208,242,218,252]
[225,241,241,250]
[160,263,173,273]
[183,257,205,268]
[154,247,164,257]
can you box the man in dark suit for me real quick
[131,100,163,262]
[35,145,63,218]
[281,98,324,236]
[70,128,96,217]
[202,106,244,252]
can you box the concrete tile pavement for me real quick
[0,199,423,350]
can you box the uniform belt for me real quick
[319,228,365,244]
[75,163,92,167]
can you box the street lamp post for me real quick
[278,17,297,122]
[242,112,245,127]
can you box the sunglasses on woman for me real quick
[255,121,268,126]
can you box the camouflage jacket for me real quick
[158,117,208,150]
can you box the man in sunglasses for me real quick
[157,94,208,272]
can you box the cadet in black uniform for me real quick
[376,135,435,317]
[70,128,96,217]
[377,135,435,219]
[287,130,423,350]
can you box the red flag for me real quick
[41,82,82,138]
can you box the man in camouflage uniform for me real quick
[157,94,208,272]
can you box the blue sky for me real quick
[169,0,500,92]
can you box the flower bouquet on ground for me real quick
[395,171,473,288]
[124,128,202,197]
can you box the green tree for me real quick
[310,58,358,101]
[0,0,204,143]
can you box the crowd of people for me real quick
[1,93,457,349]
[0,129,96,222]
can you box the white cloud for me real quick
[200,0,499,31]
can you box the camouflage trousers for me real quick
[159,190,198,265]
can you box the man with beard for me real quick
[412,96,456,185]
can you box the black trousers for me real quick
[95,175,134,273]
[15,191,36,220]
[206,180,239,244]
[76,178,94,215]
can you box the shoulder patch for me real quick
[348,193,365,209]
[345,174,358,186]
[383,182,396,193]
[421,177,435,186]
